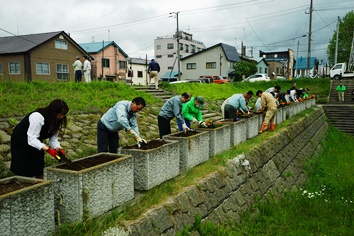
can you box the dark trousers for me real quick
[97,120,119,153]
[224,104,238,119]
[75,70,82,82]
[158,115,172,139]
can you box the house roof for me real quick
[80,41,128,57]
[181,43,240,62]
[295,56,317,69]
[0,31,86,55]
[127,57,149,65]
[161,71,179,79]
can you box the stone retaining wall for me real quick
[122,106,327,235]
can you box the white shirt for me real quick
[83,60,91,72]
[72,59,82,71]
[27,112,60,150]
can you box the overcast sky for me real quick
[0,0,353,63]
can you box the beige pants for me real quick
[149,71,159,89]
[338,92,344,102]
[264,108,277,124]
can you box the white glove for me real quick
[199,121,207,128]
[129,129,145,143]
[192,118,198,123]
[182,123,190,132]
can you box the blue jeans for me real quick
[177,120,191,131]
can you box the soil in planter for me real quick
[0,180,36,195]
[172,130,199,137]
[57,154,118,171]
[123,139,168,150]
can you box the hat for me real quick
[151,58,155,61]
[76,56,80,59]
[195,96,204,109]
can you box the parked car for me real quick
[242,74,270,82]
[199,75,228,84]
[169,79,201,84]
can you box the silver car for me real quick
[242,73,270,82]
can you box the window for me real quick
[156,55,162,58]
[191,45,196,53]
[167,66,174,70]
[137,71,143,78]
[206,62,216,69]
[156,45,161,50]
[185,44,189,53]
[276,68,279,74]
[167,43,174,49]
[102,58,110,68]
[55,40,68,50]
[187,63,196,70]
[265,68,268,73]
[119,60,126,70]
[56,64,69,80]
[258,67,262,73]
[36,63,50,75]
[167,54,174,58]
[0,63,2,74]
[9,62,20,74]
[179,43,183,51]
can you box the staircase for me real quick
[322,105,354,135]
[329,79,354,104]
[133,86,223,121]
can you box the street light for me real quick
[170,12,180,81]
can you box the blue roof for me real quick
[161,71,178,79]
[181,43,240,62]
[295,56,317,69]
[79,41,128,57]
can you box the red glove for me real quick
[46,148,59,158]
[58,149,65,157]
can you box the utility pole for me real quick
[306,0,313,73]
[335,16,340,64]
[170,12,181,81]
[296,40,299,77]
[219,54,223,76]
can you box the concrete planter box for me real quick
[163,130,209,171]
[287,104,295,118]
[44,153,134,223]
[197,124,231,156]
[223,119,247,147]
[275,107,283,125]
[0,176,54,236]
[282,106,289,121]
[119,140,180,191]
[245,115,259,139]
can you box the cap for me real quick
[195,96,204,109]
[151,58,155,61]
[76,56,80,59]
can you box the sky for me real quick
[0,0,353,63]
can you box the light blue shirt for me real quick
[226,94,248,113]
[159,95,185,124]
[100,101,139,135]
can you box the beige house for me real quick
[126,57,150,85]
[79,41,128,82]
[0,31,87,82]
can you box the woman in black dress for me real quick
[10,99,69,178]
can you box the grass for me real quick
[179,126,354,235]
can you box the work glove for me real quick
[199,121,207,128]
[192,118,198,123]
[46,148,59,159]
[182,123,190,132]
[129,129,146,144]
[58,149,65,157]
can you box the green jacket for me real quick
[182,97,203,122]
[336,85,346,92]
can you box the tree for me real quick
[232,61,257,81]
[327,11,354,66]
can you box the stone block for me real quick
[0,176,54,236]
[163,130,210,171]
[197,124,231,156]
[223,120,247,147]
[44,153,134,223]
[246,115,259,139]
[119,140,180,191]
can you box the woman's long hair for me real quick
[36,99,69,135]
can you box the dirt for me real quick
[57,154,119,171]
[0,180,36,195]
[171,130,199,137]
[123,139,168,150]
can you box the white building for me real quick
[180,43,241,80]
[126,57,150,85]
[154,31,206,79]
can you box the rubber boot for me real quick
[269,123,276,131]
[259,122,268,134]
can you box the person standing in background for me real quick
[72,56,82,82]
[83,55,91,83]
[336,82,346,102]
[147,59,160,90]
